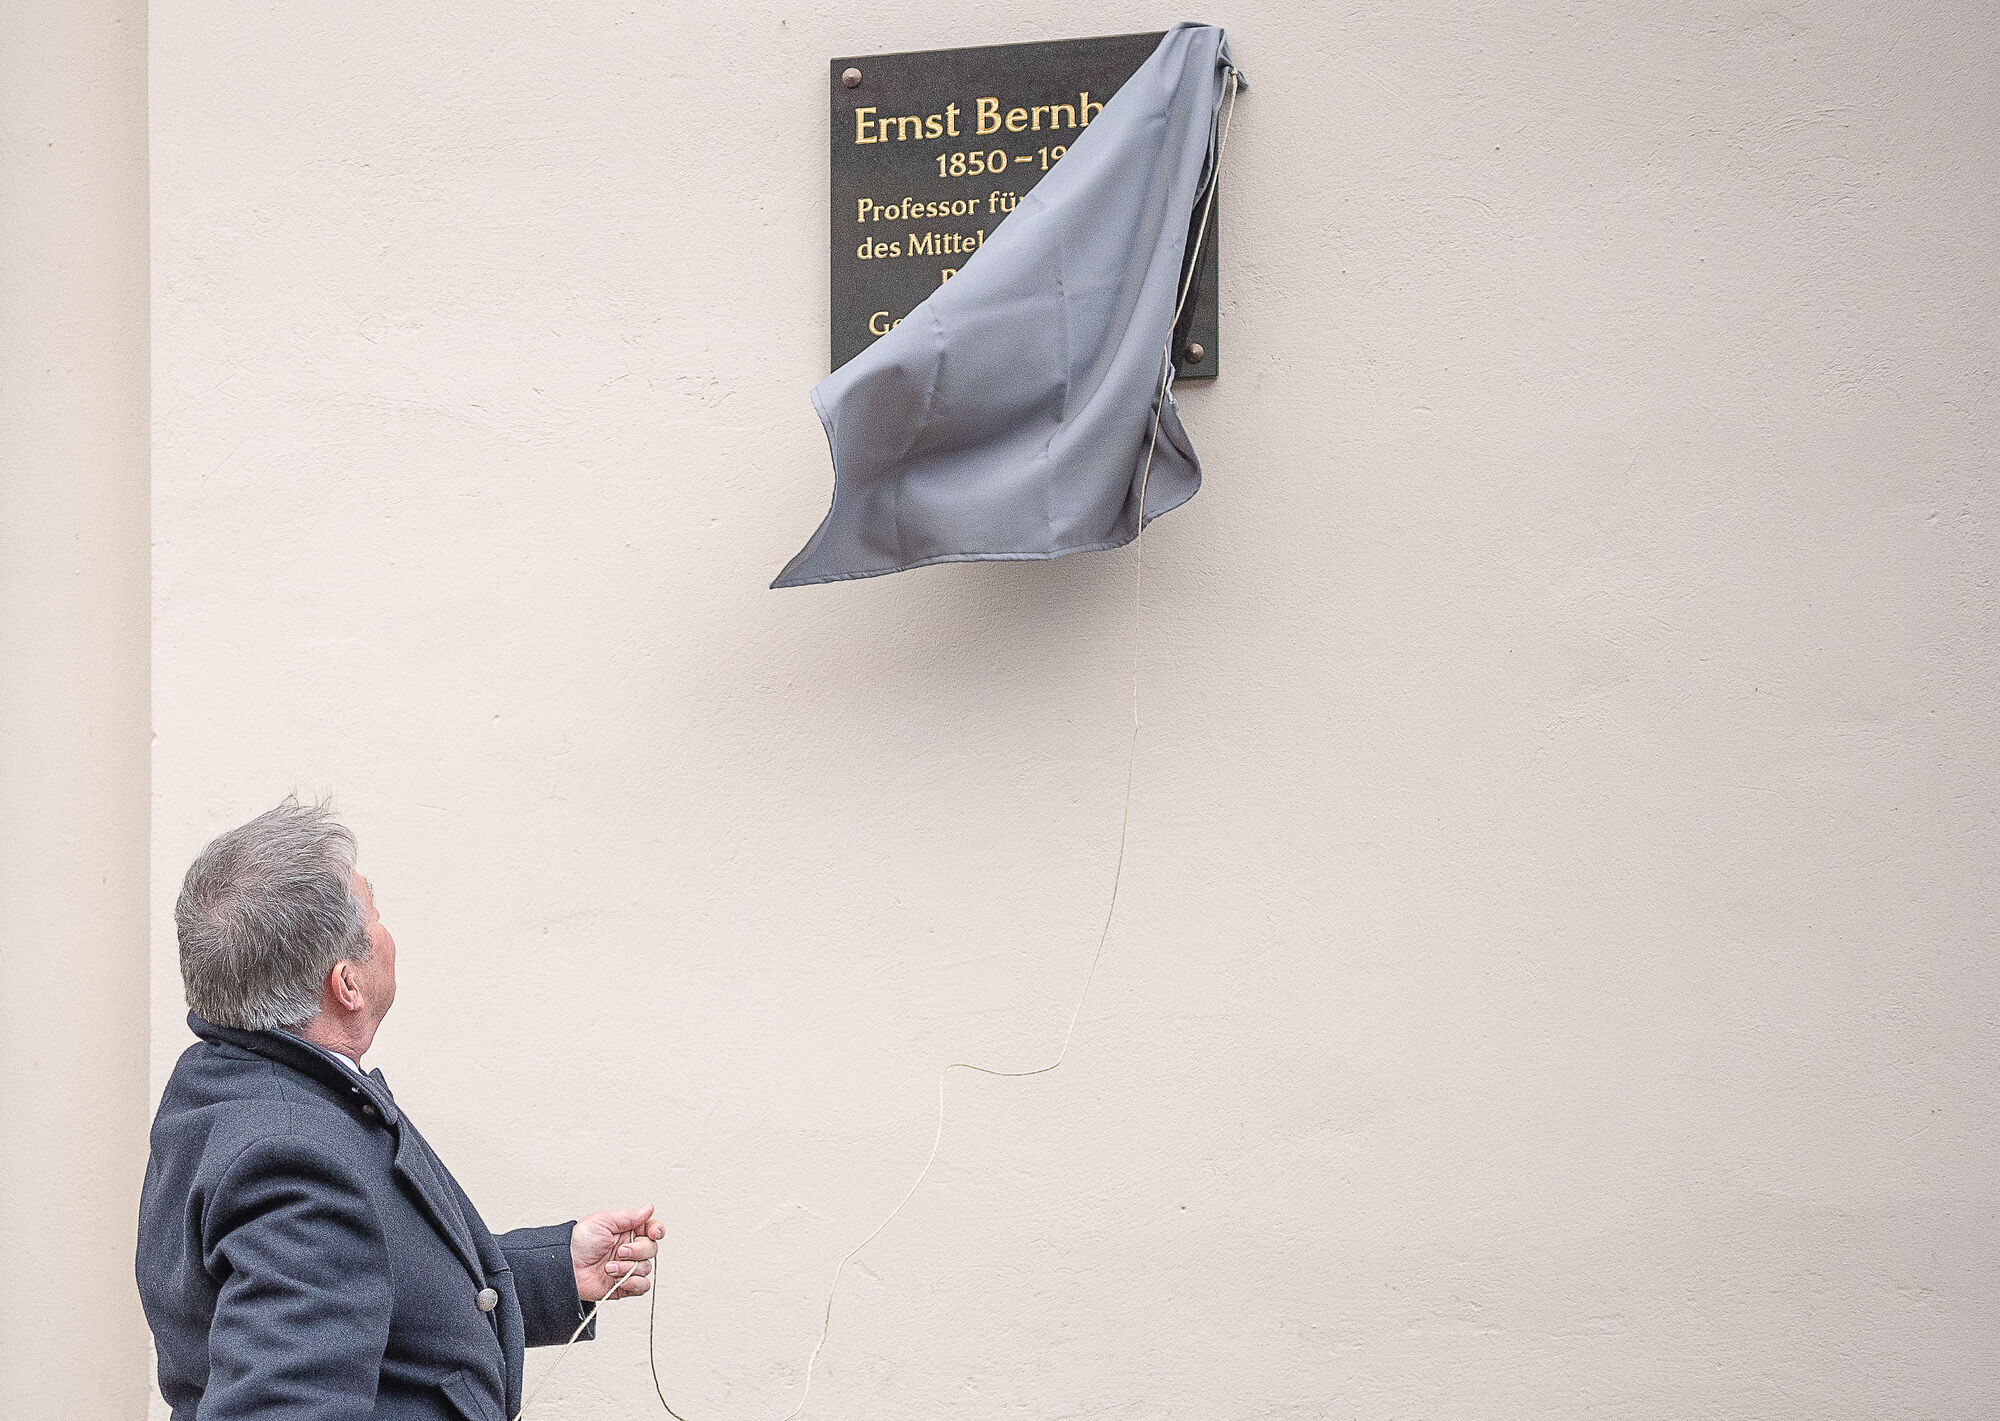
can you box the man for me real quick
[137,798,664,1420]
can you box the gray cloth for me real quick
[137,1013,593,1421]
[775,23,1242,587]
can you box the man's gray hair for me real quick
[176,797,369,1031]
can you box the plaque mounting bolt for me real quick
[1185,342,1206,363]
[842,67,862,88]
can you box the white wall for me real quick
[1,1,152,1415]
[150,3,1999,1417]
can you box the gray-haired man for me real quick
[136,798,662,1420]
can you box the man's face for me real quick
[351,870,398,1026]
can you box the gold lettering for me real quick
[1005,107,1028,133]
[976,97,1000,135]
[1080,91,1103,125]
[854,107,878,144]
[1050,102,1076,129]
[945,102,961,137]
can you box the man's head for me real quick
[176,797,397,1054]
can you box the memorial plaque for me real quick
[828,32,1220,379]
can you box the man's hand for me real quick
[571,1205,664,1303]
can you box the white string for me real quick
[519,62,1242,1421]
[513,1260,648,1420]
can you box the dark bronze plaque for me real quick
[828,32,1220,379]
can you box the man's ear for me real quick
[327,959,364,1013]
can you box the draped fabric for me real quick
[774,23,1241,588]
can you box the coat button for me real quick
[476,1287,500,1313]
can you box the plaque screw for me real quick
[1184,342,1206,363]
[842,67,862,88]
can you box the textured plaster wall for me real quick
[1,0,153,1416]
[150,3,1998,1418]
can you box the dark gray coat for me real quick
[137,1014,594,1421]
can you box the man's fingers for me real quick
[613,1237,658,1263]
[610,1271,652,1297]
[594,1203,655,1233]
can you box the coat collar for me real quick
[187,1011,402,1124]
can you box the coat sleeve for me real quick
[496,1222,594,1348]
[198,1132,393,1420]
